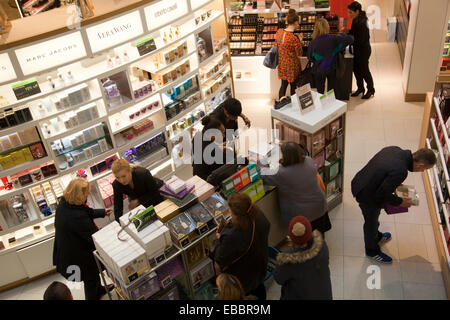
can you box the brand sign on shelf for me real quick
[0,53,17,84]
[86,10,144,53]
[136,37,157,56]
[12,78,41,100]
[15,32,87,76]
[144,0,189,32]
[190,0,212,11]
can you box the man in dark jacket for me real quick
[351,147,437,263]
[274,216,332,300]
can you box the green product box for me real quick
[247,163,260,183]
[254,179,265,201]
[222,177,235,197]
[241,183,257,202]
[130,206,157,232]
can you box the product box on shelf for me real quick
[255,179,265,200]
[155,254,184,289]
[312,129,326,155]
[128,271,161,300]
[194,281,215,300]
[166,211,197,248]
[241,183,258,203]
[201,192,231,223]
[186,175,215,202]
[92,221,150,285]
[190,257,215,290]
[221,176,235,197]
[324,159,341,182]
[185,202,216,235]
[155,199,180,223]
[185,239,206,268]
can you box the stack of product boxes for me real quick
[98,174,116,208]
[221,163,265,202]
[92,221,150,290]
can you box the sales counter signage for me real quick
[0,53,17,84]
[86,10,144,54]
[15,32,87,76]
[144,0,189,32]
[190,0,213,11]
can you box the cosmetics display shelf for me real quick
[110,108,163,135]
[201,63,231,85]
[430,119,450,185]
[44,116,108,143]
[199,46,230,69]
[168,118,204,143]
[0,10,225,111]
[0,224,55,257]
[57,149,117,175]
[166,100,205,127]
[229,7,331,14]
[135,51,199,76]
[117,126,166,154]
[434,97,450,152]
[1,156,51,179]
[203,79,233,104]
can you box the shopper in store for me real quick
[53,178,113,300]
[274,216,333,300]
[274,216,332,300]
[347,1,375,99]
[307,18,354,95]
[192,115,236,180]
[259,142,330,234]
[210,98,251,139]
[214,193,270,300]
[111,159,164,222]
[352,147,437,263]
[275,8,303,105]
[43,281,73,300]
[216,273,257,300]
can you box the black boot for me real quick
[362,89,375,99]
[351,89,365,97]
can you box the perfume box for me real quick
[201,192,231,222]
[324,159,341,182]
[238,167,250,187]
[326,118,341,140]
[166,212,197,248]
[155,284,180,300]
[185,239,206,268]
[185,203,215,235]
[128,271,161,300]
[187,175,215,202]
[95,124,105,138]
[247,163,260,183]
[190,257,215,290]
[241,183,257,203]
[312,129,326,155]
[155,199,180,223]
[254,179,265,201]
[221,176,235,197]
[156,255,184,289]
[313,150,325,169]
[396,185,419,206]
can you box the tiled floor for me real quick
[0,30,448,300]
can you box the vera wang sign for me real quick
[144,0,188,31]
[0,53,17,84]
[15,32,86,76]
[86,10,144,53]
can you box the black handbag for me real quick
[335,51,346,79]
[297,61,315,88]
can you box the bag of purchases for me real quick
[335,50,346,79]
[297,61,315,88]
[263,46,278,69]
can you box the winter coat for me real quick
[351,146,413,207]
[349,14,371,57]
[274,230,332,300]
[53,197,105,282]
[214,209,271,294]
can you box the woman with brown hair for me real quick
[53,178,112,300]
[216,273,257,300]
[111,159,164,222]
[214,193,270,300]
[259,142,330,234]
[275,9,303,101]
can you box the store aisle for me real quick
[262,30,447,300]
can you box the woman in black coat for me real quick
[214,193,271,300]
[53,178,112,300]
[111,159,164,222]
[348,1,375,99]
[192,116,234,180]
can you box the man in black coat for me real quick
[351,147,436,263]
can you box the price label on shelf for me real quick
[320,89,336,109]
[136,37,157,56]
[12,78,41,100]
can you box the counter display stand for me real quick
[270,91,347,211]
[419,81,450,297]
[0,0,234,291]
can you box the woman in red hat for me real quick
[274,216,332,300]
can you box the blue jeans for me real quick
[358,202,383,256]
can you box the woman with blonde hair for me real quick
[307,18,354,94]
[216,273,257,300]
[214,193,270,300]
[53,178,112,300]
[111,158,163,222]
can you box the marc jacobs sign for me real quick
[0,52,17,84]
[86,11,144,53]
[145,0,188,31]
[15,32,87,76]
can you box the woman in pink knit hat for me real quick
[274,216,332,300]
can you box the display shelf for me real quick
[201,63,230,85]
[430,119,450,184]
[1,156,51,179]
[230,7,331,14]
[110,107,162,135]
[134,50,199,75]
[166,100,205,126]
[126,147,169,169]
[168,117,204,142]
[53,135,109,158]
[45,116,108,142]
[0,140,42,157]
[0,174,56,202]
[145,154,172,173]
[427,166,443,225]
[117,126,166,152]
[0,10,225,111]
[199,46,229,69]
[433,97,450,154]
[203,79,232,102]
[0,121,38,138]
[58,149,117,175]
[0,227,55,257]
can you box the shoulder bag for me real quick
[263,31,286,69]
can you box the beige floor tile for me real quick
[402,282,448,300]
[344,236,367,257]
[331,276,344,300]
[422,225,441,264]
[343,220,364,238]
[400,261,445,286]
[329,202,344,220]
[396,224,430,262]
[326,219,344,257]
[343,256,375,300]
[372,260,404,299]
[0,285,25,300]
[394,193,432,225]
[329,255,344,278]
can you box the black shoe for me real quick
[362,90,375,99]
[274,96,291,110]
[351,89,364,97]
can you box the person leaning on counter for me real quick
[111,158,164,222]
[210,98,251,139]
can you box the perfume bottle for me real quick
[169,28,174,40]
[57,72,65,87]
[107,58,114,68]
[43,123,51,135]
[50,118,60,132]
[115,55,122,66]
[47,76,55,90]
[163,32,168,43]
[66,154,74,167]
[38,103,46,117]
[67,70,74,82]
[175,26,180,37]
[123,52,129,62]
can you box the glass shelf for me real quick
[53,135,108,157]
